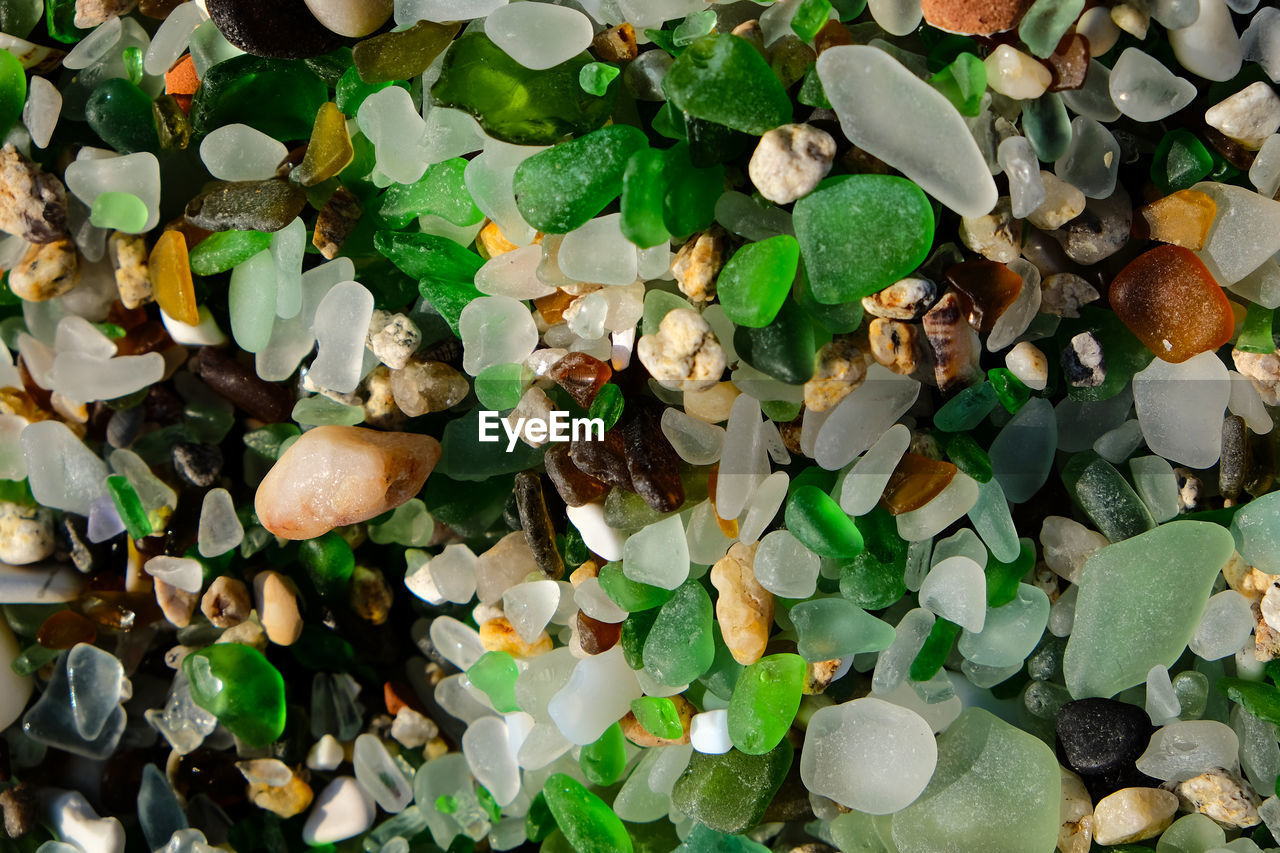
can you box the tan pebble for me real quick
[248,775,313,819]
[1233,348,1280,406]
[1029,172,1086,231]
[389,358,469,417]
[1005,341,1048,391]
[803,659,842,695]
[1110,3,1149,39]
[73,0,137,27]
[1173,768,1261,828]
[591,22,638,62]
[217,615,267,650]
[1091,787,1177,845]
[684,381,739,423]
[710,542,772,666]
[107,231,151,309]
[868,319,920,376]
[748,124,836,206]
[920,0,1031,35]
[1058,766,1094,853]
[9,238,78,301]
[0,144,66,244]
[804,334,868,412]
[1040,273,1100,319]
[255,425,441,540]
[390,706,438,749]
[154,578,199,629]
[48,393,88,426]
[253,570,303,646]
[672,225,728,303]
[960,197,1021,264]
[480,616,553,658]
[362,365,406,431]
[312,185,362,260]
[1254,601,1280,661]
[201,576,252,628]
[302,0,391,37]
[861,277,936,321]
[0,783,35,839]
[619,694,695,747]
[922,292,982,393]
[569,559,600,587]
[637,309,726,392]
[0,501,53,565]
[476,531,540,604]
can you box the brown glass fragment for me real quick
[622,399,685,513]
[191,346,294,422]
[36,610,97,650]
[944,259,1024,332]
[881,453,959,515]
[551,352,612,409]
[576,611,621,655]
[544,443,609,507]
[569,428,633,492]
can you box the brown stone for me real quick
[0,144,67,244]
[672,225,729,304]
[74,0,138,27]
[922,292,982,392]
[254,425,441,539]
[201,576,252,628]
[868,319,920,375]
[592,23,638,62]
[709,542,773,666]
[8,238,79,301]
[312,185,361,260]
[921,0,1033,35]
[108,231,152,309]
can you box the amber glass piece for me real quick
[622,400,685,513]
[36,610,97,649]
[545,443,609,507]
[148,229,198,325]
[577,611,621,655]
[943,260,1023,333]
[534,289,575,324]
[569,429,633,491]
[815,20,854,53]
[1110,244,1234,363]
[1137,189,1216,250]
[1046,33,1089,91]
[115,320,172,356]
[551,352,613,409]
[477,220,521,259]
[291,102,354,187]
[880,453,959,515]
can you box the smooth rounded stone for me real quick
[1190,590,1254,661]
[302,776,376,845]
[801,698,936,814]
[144,556,203,595]
[892,708,1059,853]
[817,46,997,217]
[689,710,731,755]
[548,646,642,745]
[483,2,592,71]
[1111,245,1233,364]
[565,502,624,561]
[255,426,441,540]
[205,0,342,59]
[1169,0,1242,82]
[1193,181,1280,285]
[791,598,895,662]
[1132,351,1230,469]
[1206,82,1280,151]
[958,583,1050,668]
[984,45,1051,99]
[21,420,108,517]
[1250,135,1280,197]
[814,365,920,471]
[866,0,922,35]
[1054,116,1120,199]
[748,125,835,207]
[1092,787,1179,845]
[196,487,243,558]
[304,0,391,37]
[1064,521,1236,699]
[1156,813,1226,853]
[839,423,911,516]
[1109,48,1197,122]
[46,791,125,853]
[199,124,286,183]
[1137,721,1241,783]
[458,295,538,377]
[918,555,986,633]
[0,500,52,565]
[752,529,820,600]
[660,407,724,465]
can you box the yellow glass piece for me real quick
[149,230,198,325]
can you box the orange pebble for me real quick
[165,54,199,113]
[149,229,199,325]
[1110,244,1234,363]
[881,453,958,515]
[1138,189,1217,250]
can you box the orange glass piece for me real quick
[880,453,959,515]
[149,229,198,325]
[551,351,612,408]
[1110,244,1234,363]
[534,289,574,324]
[36,609,97,649]
[943,260,1023,333]
[1137,189,1217,250]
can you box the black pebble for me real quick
[173,443,223,488]
[205,0,344,60]
[1056,697,1159,800]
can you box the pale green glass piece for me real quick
[88,190,148,233]
[291,395,365,427]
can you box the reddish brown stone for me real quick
[922,0,1033,35]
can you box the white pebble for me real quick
[690,709,732,754]
[302,777,376,845]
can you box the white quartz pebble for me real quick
[306,734,344,771]
[690,709,732,754]
[1169,0,1243,82]
[1136,720,1241,782]
[1109,47,1197,121]
[985,45,1052,100]
[918,555,987,632]
[199,124,287,183]
[839,423,910,516]
[1133,350,1230,469]
[1206,81,1280,149]
[46,791,125,853]
[484,2,592,70]
[144,556,204,594]
[302,777,376,845]
[801,698,937,814]
[310,281,375,394]
[817,45,997,217]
